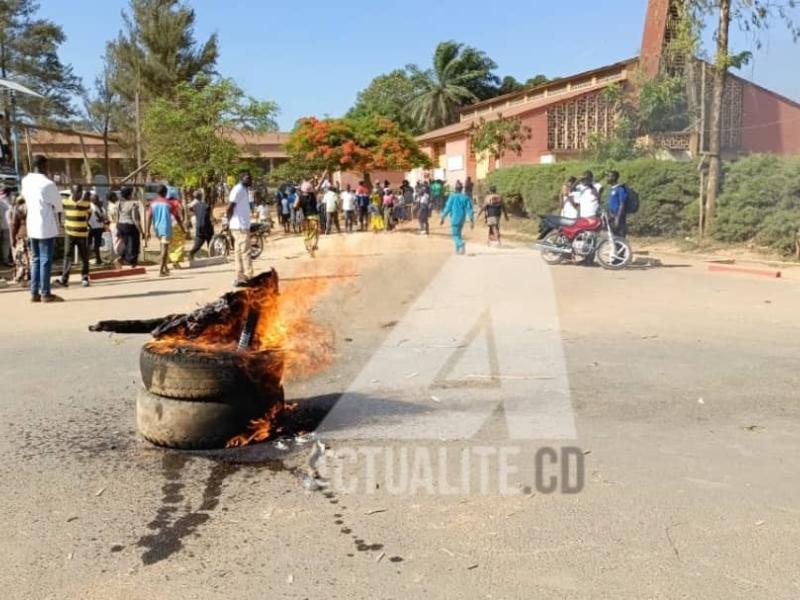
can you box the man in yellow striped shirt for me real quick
[57,185,91,287]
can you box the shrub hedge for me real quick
[713,154,800,254]
[485,155,800,251]
[486,158,700,237]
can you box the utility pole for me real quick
[704,0,731,231]
[134,63,142,174]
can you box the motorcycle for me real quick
[536,211,632,270]
[209,221,267,260]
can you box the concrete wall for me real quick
[444,138,468,187]
[338,170,406,190]
[498,109,550,169]
[741,83,800,155]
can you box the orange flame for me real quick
[148,267,352,448]
[226,402,286,448]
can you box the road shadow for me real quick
[70,288,206,302]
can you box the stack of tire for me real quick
[136,342,285,449]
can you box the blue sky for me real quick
[42,0,800,130]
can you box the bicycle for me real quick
[208,222,266,260]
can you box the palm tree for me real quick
[409,41,499,132]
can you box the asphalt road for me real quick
[1,224,799,599]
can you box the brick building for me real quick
[413,0,800,186]
[23,128,290,184]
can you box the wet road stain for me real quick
[136,453,241,566]
[321,489,402,563]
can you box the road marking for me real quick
[317,248,576,440]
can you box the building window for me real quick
[547,91,617,152]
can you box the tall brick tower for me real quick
[640,0,686,77]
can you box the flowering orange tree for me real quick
[283,115,431,183]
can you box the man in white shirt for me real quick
[340,184,356,233]
[226,170,254,286]
[323,186,341,234]
[575,171,600,219]
[22,155,63,302]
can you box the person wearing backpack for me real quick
[606,170,630,238]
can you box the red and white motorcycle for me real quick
[536,211,632,270]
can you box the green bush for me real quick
[486,158,699,236]
[713,154,800,253]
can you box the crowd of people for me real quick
[269,174,504,256]
[5,154,523,303]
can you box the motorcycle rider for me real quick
[574,171,601,221]
[560,176,579,219]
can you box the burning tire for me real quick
[140,343,283,400]
[136,387,284,449]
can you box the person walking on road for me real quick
[22,155,63,302]
[464,176,474,203]
[116,187,141,268]
[356,181,370,231]
[279,189,292,233]
[295,187,320,257]
[477,186,509,246]
[146,185,184,277]
[57,185,91,288]
[417,186,431,235]
[189,190,214,260]
[430,179,443,212]
[369,188,384,233]
[341,184,356,233]
[10,196,30,285]
[440,181,475,255]
[227,170,255,285]
[324,186,341,234]
[88,191,107,265]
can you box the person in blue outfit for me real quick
[440,181,475,255]
[606,170,629,237]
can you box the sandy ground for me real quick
[1,221,799,599]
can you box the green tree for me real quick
[284,115,430,183]
[107,0,219,159]
[142,77,277,187]
[498,74,550,95]
[347,69,422,134]
[82,50,120,180]
[469,114,532,161]
[108,0,218,103]
[498,76,524,95]
[408,41,500,131]
[689,0,800,232]
[588,76,689,161]
[525,74,549,88]
[0,0,82,139]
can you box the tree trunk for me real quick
[104,121,111,182]
[1,45,11,161]
[704,0,731,232]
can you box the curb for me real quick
[708,264,782,279]
[189,256,228,268]
[89,267,147,281]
